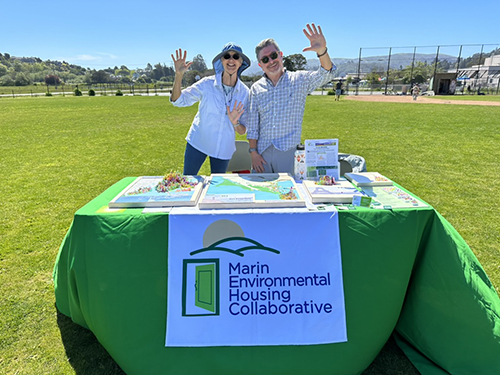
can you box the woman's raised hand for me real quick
[227,101,245,125]
[171,49,192,75]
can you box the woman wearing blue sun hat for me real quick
[170,43,251,175]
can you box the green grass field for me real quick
[1,95,498,374]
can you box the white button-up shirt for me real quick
[171,73,249,160]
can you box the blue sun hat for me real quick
[212,43,251,78]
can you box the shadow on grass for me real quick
[362,335,420,375]
[56,309,125,375]
[57,307,419,375]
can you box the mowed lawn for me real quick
[1,95,498,374]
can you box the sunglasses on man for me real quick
[223,53,240,60]
[260,51,279,64]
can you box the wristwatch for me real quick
[248,148,257,153]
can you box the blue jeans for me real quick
[183,143,230,175]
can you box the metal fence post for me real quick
[356,48,362,96]
[384,47,392,95]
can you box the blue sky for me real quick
[2,0,498,72]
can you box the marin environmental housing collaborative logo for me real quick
[182,219,281,317]
[166,212,347,347]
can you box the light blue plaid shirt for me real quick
[247,66,334,153]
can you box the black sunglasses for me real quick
[260,51,279,64]
[223,53,240,60]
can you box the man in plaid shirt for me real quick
[246,23,335,175]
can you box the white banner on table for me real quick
[166,211,346,347]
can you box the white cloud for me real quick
[57,53,121,67]
[96,52,119,60]
[74,54,101,61]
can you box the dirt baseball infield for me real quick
[343,95,500,106]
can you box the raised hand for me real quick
[171,48,192,75]
[302,23,327,54]
[227,101,245,125]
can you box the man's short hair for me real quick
[255,38,280,60]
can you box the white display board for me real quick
[109,176,204,208]
[345,172,393,187]
[303,179,362,203]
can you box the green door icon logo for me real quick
[195,264,215,312]
[182,259,219,316]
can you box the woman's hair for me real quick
[255,38,280,60]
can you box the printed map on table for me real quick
[109,175,204,208]
[198,173,305,209]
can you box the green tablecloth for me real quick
[53,178,500,375]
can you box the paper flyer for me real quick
[305,139,340,181]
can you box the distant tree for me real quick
[152,63,164,80]
[0,74,14,86]
[13,61,23,72]
[152,63,175,81]
[90,69,111,83]
[45,74,61,85]
[191,54,207,72]
[365,69,381,84]
[164,66,175,77]
[0,63,7,76]
[241,74,262,83]
[412,74,426,84]
[283,54,307,71]
[83,72,92,84]
[184,70,200,86]
[401,61,433,84]
[14,72,30,86]
[388,68,404,83]
[437,59,451,71]
[115,67,130,77]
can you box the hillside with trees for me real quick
[1,47,498,87]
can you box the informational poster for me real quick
[305,139,340,181]
[166,211,347,347]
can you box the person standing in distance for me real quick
[246,23,335,174]
[335,80,342,101]
[411,83,420,101]
[170,43,250,175]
